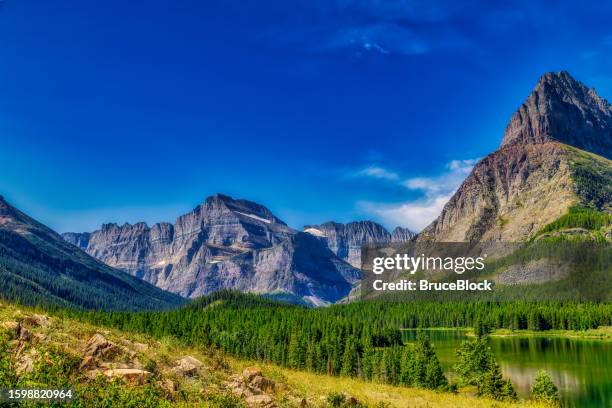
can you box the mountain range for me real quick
[62,195,413,305]
[2,70,610,309]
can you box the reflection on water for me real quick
[402,329,611,408]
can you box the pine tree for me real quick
[410,331,448,389]
[340,337,358,377]
[287,331,303,369]
[479,361,505,399]
[361,336,375,381]
[531,371,561,406]
[501,379,518,402]
[399,346,413,385]
[425,357,447,389]
[454,337,493,386]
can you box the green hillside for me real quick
[0,196,184,311]
[0,301,555,408]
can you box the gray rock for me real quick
[304,221,414,268]
[501,71,612,159]
[63,194,359,304]
[391,227,416,243]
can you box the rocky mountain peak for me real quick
[62,194,356,304]
[501,70,612,158]
[391,227,416,242]
[304,220,414,267]
[199,193,289,228]
[419,72,612,243]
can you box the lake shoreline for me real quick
[400,326,612,340]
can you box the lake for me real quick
[402,329,611,407]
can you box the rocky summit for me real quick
[64,194,360,304]
[304,221,415,268]
[501,71,612,159]
[419,71,612,242]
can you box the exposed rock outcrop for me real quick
[226,367,278,407]
[391,227,417,242]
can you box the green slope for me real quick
[0,195,185,311]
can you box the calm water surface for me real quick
[402,329,611,408]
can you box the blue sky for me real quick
[1,0,612,232]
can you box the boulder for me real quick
[226,374,254,398]
[84,334,119,359]
[172,356,203,377]
[103,368,152,385]
[242,366,262,381]
[19,327,32,342]
[79,355,96,371]
[244,394,277,408]
[15,349,37,376]
[22,314,50,327]
[161,378,176,394]
[249,375,275,394]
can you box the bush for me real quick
[326,392,346,407]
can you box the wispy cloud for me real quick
[352,165,400,180]
[322,23,428,56]
[358,194,452,231]
[260,1,478,57]
[356,158,478,231]
[402,159,476,195]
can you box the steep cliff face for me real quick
[63,194,358,304]
[303,221,415,267]
[419,72,612,242]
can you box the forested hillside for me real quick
[0,196,184,311]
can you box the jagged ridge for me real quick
[63,194,360,304]
[303,221,415,267]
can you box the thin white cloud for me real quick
[359,194,452,231]
[353,165,400,180]
[358,158,478,231]
[402,159,476,196]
